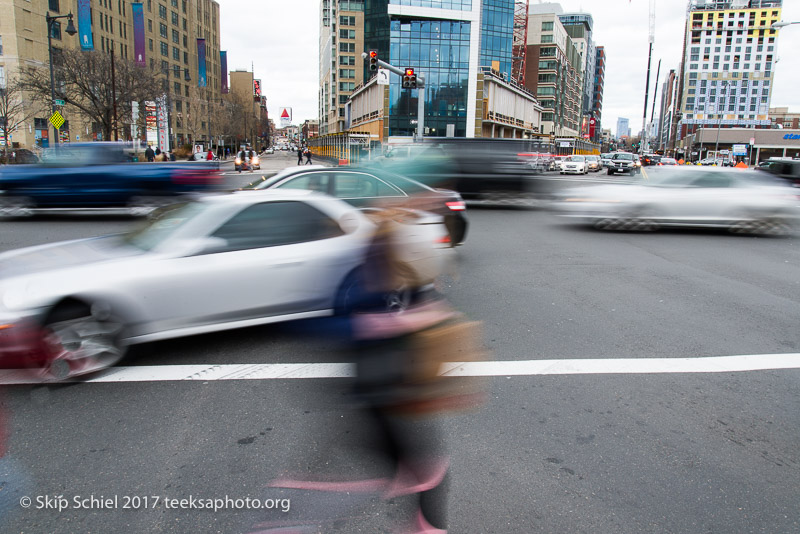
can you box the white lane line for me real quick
[1,353,799,385]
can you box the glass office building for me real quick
[480,0,513,78]
[365,0,512,138]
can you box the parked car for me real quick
[659,157,678,166]
[560,155,588,175]
[242,165,468,245]
[0,143,221,217]
[264,147,275,155]
[554,167,800,234]
[607,152,641,176]
[0,190,453,380]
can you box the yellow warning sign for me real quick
[49,111,65,130]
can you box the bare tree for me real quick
[21,49,164,141]
[0,78,37,160]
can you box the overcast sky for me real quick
[219,0,800,134]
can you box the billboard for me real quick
[279,107,292,127]
[145,101,158,147]
[253,79,262,102]
[132,3,145,66]
[77,0,94,50]
[197,38,207,87]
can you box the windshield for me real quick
[612,153,634,161]
[121,201,206,251]
[566,156,586,162]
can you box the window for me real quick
[159,4,167,19]
[275,173,332,194]
[160,23,167,38]
[183,35,187,46]
[541,34,553,43]
[148,19,153,32]
[160,41,168,56]
[339,82,354,91]
[183,51,188,64]
[339,68,355,79]
[332,173,400,198]
[339,15,356,26]
[173,81,180,93]
[172,29,179,43]
[339,55,355,65]
[49,0,59,12]
[339,29,356,39]
[0,35,3,56]
[210,202,343,252]
[171,11,178,25]
[542,21,553,31]
[339,42,355,52]
[50,21,62,40]
[172,46,179,60]
[0,65,5,89]
[149,38,153,51]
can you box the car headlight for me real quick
[252,157,259,165]
[235,158,241,164]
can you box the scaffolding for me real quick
[511,0,530,87]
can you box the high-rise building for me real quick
[657,69,679,152]
[592,45,605,142]
[319,0,365,136]
[616,117,630,139]
[558,13,595,121]
[0,0,223,149]
[674,0,782,143]
[524,5,583,137]
[363,0,514,139]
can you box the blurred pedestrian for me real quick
[206,148,214,161]
[304,147,313,165]
[145,145,155,162]
[298,146,304,165]
[169,151,176,162]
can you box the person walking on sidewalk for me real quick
[304,147,313,165]
[297,146,304,165]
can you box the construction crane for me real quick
[641,0,656,153]
[511,0,530,87]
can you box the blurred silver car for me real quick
[554,167,800,234]
[0,191,451,380]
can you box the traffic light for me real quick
[402,68,416,89]
[369,50,378,71]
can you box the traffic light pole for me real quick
[362,53,425,142]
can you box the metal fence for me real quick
[307,132,373,164]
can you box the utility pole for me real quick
[362,52,425,141]
[111,49,118,141]
[648,59,661,152]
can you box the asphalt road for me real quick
[1,165,799,533]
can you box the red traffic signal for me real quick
[402,68,417,89]
[369,49,378,71]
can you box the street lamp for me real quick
[46,12,77,147]
[771,21,800,30]
[713,81,729,164]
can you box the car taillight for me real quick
[436,234,451,244]
[446,201,466,211]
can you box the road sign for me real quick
[377,68,390,86]
[732,144,747,156]
[54,99,65,107]
[49,111,65,130]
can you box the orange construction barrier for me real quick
[735,161,748,169]
[338,159,349,166]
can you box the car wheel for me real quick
[0,195,35,218]
[607,170,614,175]
[729,213,794,236]
[37,300,127,380]
[622,205,660,232]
